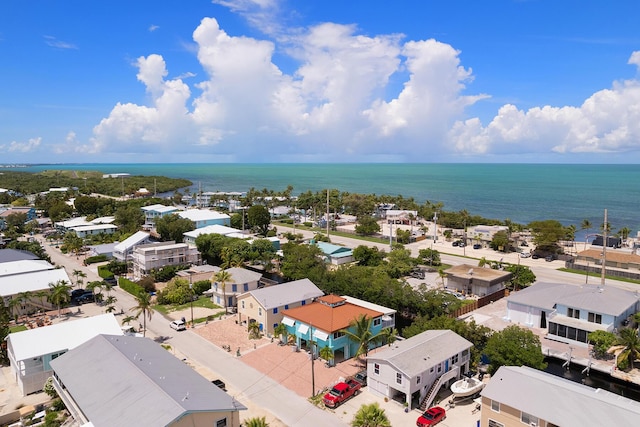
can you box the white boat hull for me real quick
[450,377,484,398]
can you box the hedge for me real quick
[98,265,115,280]
[118,277,144,296]
[85,254,109,265]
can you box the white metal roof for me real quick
[341,295,397,316]
[113,231,151,252]
[141,204,178,213]
[0,260,54,277]
[183,224,240,238]
[7,314,123,361]
[0,267,71,297]
[70,224,118,232]
[481,366,640,426]
[178,209,230,222]
[50,334,246,427]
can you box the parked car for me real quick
[545,255,556,262]
[416,406,446,426]
[211,379,226,391]
[473,244,482,249]
[353,370,367,386]
[75,292,95,304]
[323,379,361,408]
[70,289,87,300]
[170,320,186,331]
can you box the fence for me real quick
[448,288,508,319]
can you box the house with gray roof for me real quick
[207,267,263,309]
[112,230,152,261]
[480,365,640,427]
[444,264,512,297]
[236,278,324,335]
[0,248,39,263]
[505,282,640,344]
[366,329,473,410]
[50,334,246,427]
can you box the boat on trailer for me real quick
[450,376,484,398]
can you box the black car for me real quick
[75,291,95,304]
[70,289,87,300]
[353,370,367,386]
[473,244,482,249]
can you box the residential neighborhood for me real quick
[1,182,640,427]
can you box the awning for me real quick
[298,324,309,334]
[382,315,393,321]
[282,317,295,327]
[313,330,329,341]
[550,316,609,332]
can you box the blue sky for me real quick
[1,0,639,163]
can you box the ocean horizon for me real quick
[11,163,640,239]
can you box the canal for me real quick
[545,357,640,402]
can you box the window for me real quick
[273,307,278,314]
[258,308,262,316]
[301,300,306,306]
[374,363,380,375]
[430,366,434,373]
[588,312,602,324]
[491,400,500,412]
[416,375,421,384]
[437,364,442,373]
[568,308,580,319]
[241,301,245,309]
[396,373,402,384]
[232,284,237,292]
[373,317,381,326]
[521,412,538,426]
[243,283,249,292]
[488,420,504,427]
[333,331,345,339]
[451,354,459,364]
[216,418,227,427]
[285,304,289,309]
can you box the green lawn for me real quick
[10,325,28,333]
[153,296,221,314]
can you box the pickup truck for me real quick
[323,379,361,408]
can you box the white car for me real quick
[170,320,186,331]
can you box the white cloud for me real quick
[449,78,640,156]
[629,51,640,69]
[43,35,77,50]
[149,24,160,32]
[1,137,42,153]
[87,15,640,162]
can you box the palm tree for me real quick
[340,314,387,366]
[273,323,288,344]
[130,291,153,337]
[618,227,631,244]
[616,328,640,371]
[351,402,391,427]
[248,321,261,339]
[382,328,398,347]
[437,268,447,289]
[33,290,50,311]
[16,291,33,315]
[244,417,269,427]
[213,270,233,312]
[581,219,592,250]
[72,269,87,289]
[319,345,334,365]
[48,280,72,318]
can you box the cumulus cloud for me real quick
[87,15,640,162]
[1,137,42,153]
[149,24,160,32]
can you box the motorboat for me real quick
[450,376,484,398]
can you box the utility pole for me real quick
[601,209,607,286]
[310,323,315,397]
[326,189,330,238]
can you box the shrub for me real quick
[84,254,109,265]
[137,276,157,293]
[97,265,115,280]
[152,265,186,282]
[192,279,211,296]
[119,278,144,296]
[156,278,190,305]
[43,377,58,399]
[303,222,312,227]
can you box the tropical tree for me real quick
[248,321,261,339]
[340,314,388,365]
[615,328,640,371]
[351,402,391,427]
[247,205,271,235]
[484,325,547,375]
[437,268,447,289]
[587,330,617,359]
[273,323,288,344]
[581,219,592,250]
[244,417,269,427]
[213,270,233,311]
[72,269,87,289]
[319,345,334,365]
[130,290,153,337]
[48,280,72,318]
[618,226,632,244]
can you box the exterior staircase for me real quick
[419,366,459,411]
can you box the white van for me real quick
[520,250,531,258]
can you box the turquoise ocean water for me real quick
[17,163,640,237]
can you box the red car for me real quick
[416,406,446,426]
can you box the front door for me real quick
[445,359,449,372]
[541,311,547,328]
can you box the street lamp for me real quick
[189,274,194,329]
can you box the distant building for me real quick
[314,241,354,265]
[177,209,231,229]
[481,366,640,426]
[0,207,36,230]
[7,314,123,396]
[444,264,512,297]
[591,234,622,248]
[183,224,246,246]
[50,334,246,427]
[207,267,263,309]
[131,241,200,279]
[141,204,180,226]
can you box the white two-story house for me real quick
[366,329,473,410]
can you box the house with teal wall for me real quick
[281,295,395,363]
